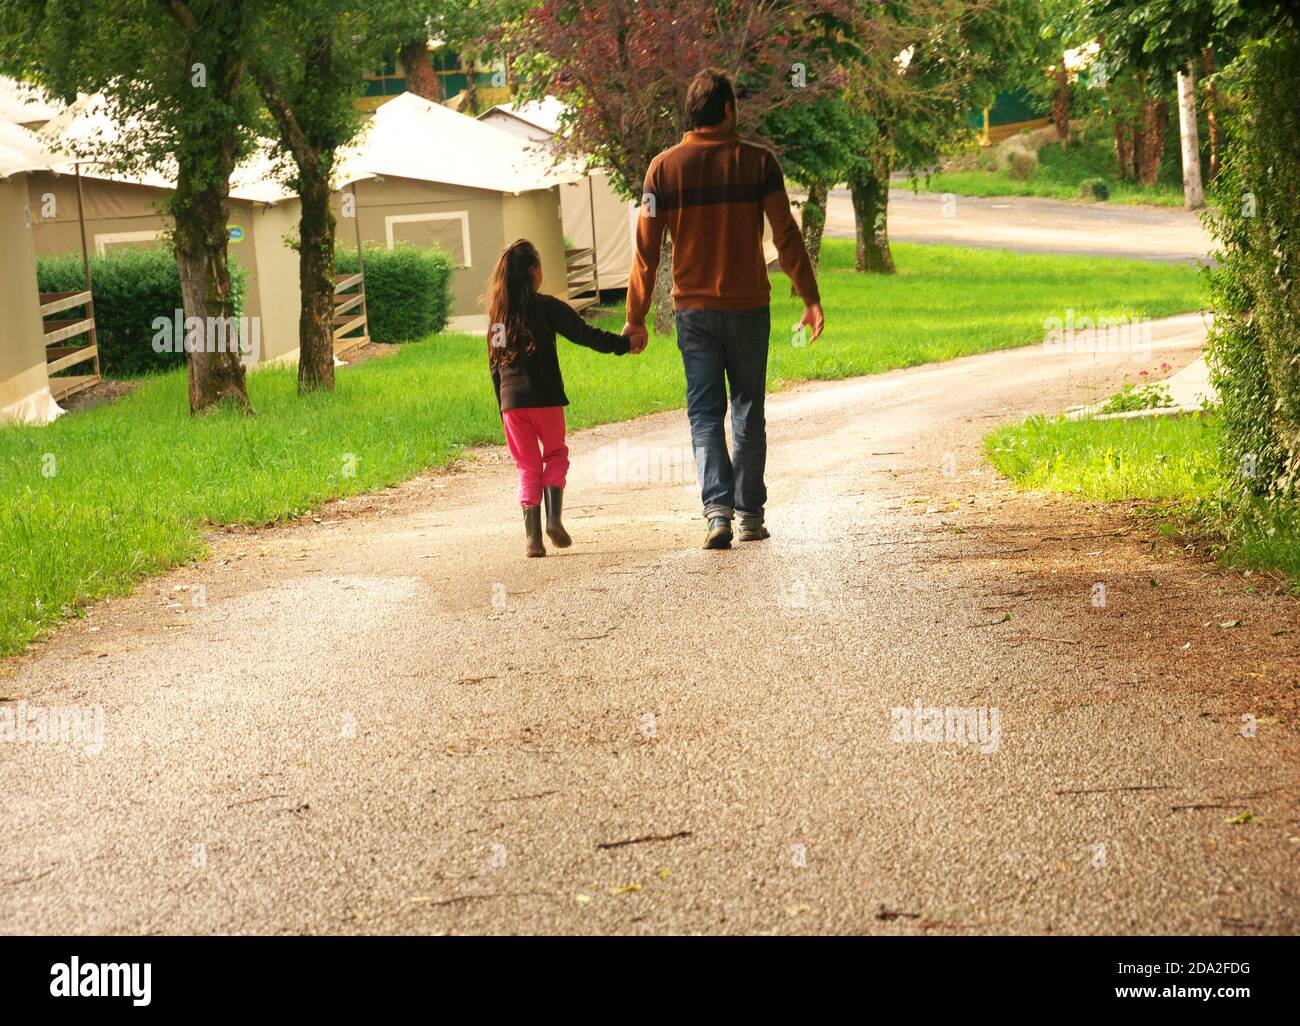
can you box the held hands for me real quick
[622,322,649,354]
[797,303,825,346]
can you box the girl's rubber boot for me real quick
[523,505,546,557]
[543,487,572,548]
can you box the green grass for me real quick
[986,413,1224,500]
[0,240,1204,655]
[926,124,1187,208]
[986,413,1300,583]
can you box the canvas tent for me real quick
[27,95,303,366]
[479,99,636,295]
[0,119,66,425]
[325,92,576,333]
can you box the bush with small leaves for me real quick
[1205,34,1300,498]
[36,247,248,378]
[1080,178,1110,201]
[336,242,454,343]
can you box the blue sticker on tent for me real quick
[228,225,245,243]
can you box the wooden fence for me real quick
[565,246,599,312]
[333,272,369,356]
[39,289,100,401]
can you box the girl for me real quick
[486,239,634,557]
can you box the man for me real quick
[623,68,824,550]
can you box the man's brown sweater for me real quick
[626,125,820,326]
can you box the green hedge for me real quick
[336,242,454,343]
[36,248,247,378]
[1205,34,1300,498]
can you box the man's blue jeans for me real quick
[675,306,770,521]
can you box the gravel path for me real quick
[2,313,1295,935]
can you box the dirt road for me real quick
[2,313,1295,935]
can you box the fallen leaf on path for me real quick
[1224,811,1254,825]
[608,883,642,896]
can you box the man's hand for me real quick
[622,322,649,354]
[799,303,825,345]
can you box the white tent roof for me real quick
[0,76,62,127]
[35,93,294,203]
[482,97,567,136]
[19,89,576,205]
[335,92,580,195]
[0,117,60,179]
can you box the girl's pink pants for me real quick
[502,405,569,507]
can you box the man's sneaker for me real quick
[736,517,769,542]
[703,516,733,550]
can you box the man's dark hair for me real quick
[684,68,736,129]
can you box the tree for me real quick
[839,0,1037,273]
[423,0,528,114]
[1031,0,1093,148]
[760,36,864,280]
[250,2,400,394]
[763,96,863,281]
[1079,0,1270,207]
[2,0,261,414]
[511,0,853,333]
[399,41,443,101]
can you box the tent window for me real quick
[384,211,471,268]
[94,230,166,256]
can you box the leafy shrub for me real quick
[336,242,453,343]
[999,145,1037,181]
[1101,381,1173,414]
[36,247,247,378]
[1080,177,1110,201]
[995,131,1046,181]
[1205,34,1300,497]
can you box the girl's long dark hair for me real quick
[485,239,541,369]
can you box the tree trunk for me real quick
[1114,120,1137,180]
[849,163,894,274]
[400,41,442,102]
[1138,96,1169,186]
[793,180,828,296]
[253,39,338,393]
[1202,47,1221,181]
[1176,61,1205,209]
[1052,61,1070,145]
[296,163,337,393]
[802,180,828,272]
[173,164,251,415]
[652,235,674,336]
[460,52,478,114]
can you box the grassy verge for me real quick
[927,125,1187,208]
[986,413,1299,583]
[0,240,1204,655]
